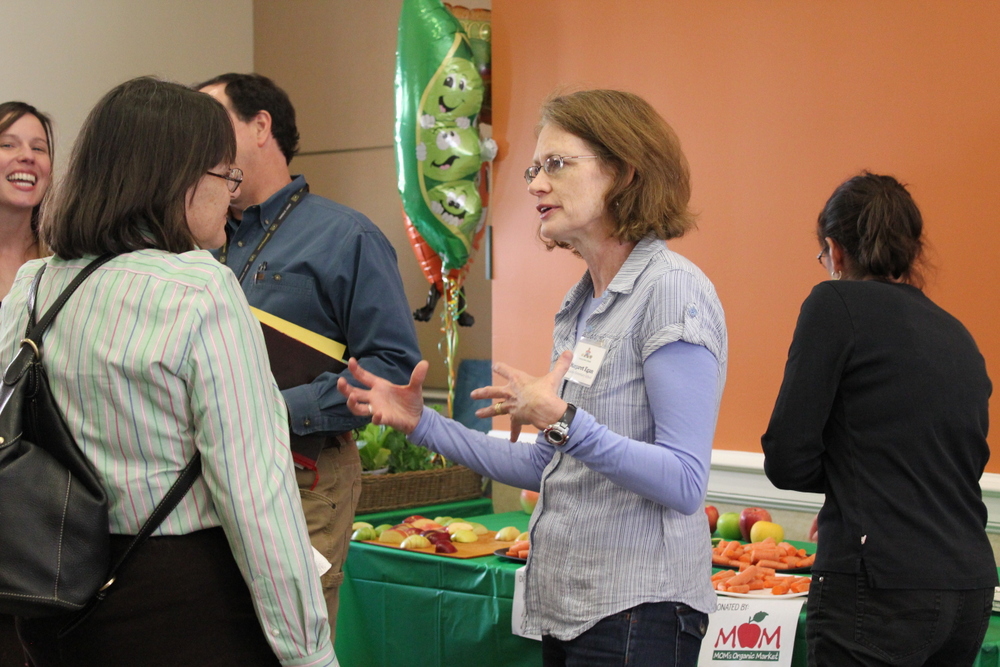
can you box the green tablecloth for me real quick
[335,509,1000,667]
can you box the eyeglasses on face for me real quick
[524,155,600,184]
[817,248,827,265]
[206,167,243,193]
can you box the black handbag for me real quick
[0,255,202,623]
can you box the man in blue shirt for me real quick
[198,73,421,642]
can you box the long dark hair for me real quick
[43,77,236,259]
[818,172,924,286]
[0,101,55,239]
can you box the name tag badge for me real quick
[565,338,608,387]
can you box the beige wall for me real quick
[254,1,493,391]
[2,1,253,172]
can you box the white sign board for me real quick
[698,595,805,666]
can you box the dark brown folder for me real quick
[250,307,347,464]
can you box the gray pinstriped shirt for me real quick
[523,235,727,640]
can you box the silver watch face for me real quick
[544,424,568,445]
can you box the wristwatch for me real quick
[542,403,577,446]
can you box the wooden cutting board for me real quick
[363,530,516,559]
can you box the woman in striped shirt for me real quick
[0,78,335,666]
[340,90,727,667]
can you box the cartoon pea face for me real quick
[419,125,482,181]
[421,57,484,123]
[427,180,483,233]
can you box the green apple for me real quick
[451,529,478,543]
[374,524,393,537]
[749,520,785,544]
[352,521,373,531]
[716,512,742,541]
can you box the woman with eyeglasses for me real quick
[339,89,726,666]
[762,173,995,667]
[0,77,335,666]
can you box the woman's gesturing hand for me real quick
[471,350,574,442]
[337,358,429,435]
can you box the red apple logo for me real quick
[737,612,769,648]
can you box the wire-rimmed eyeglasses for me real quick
[816,248,827,266]
[206,167,243,193]
[524,155,599,184]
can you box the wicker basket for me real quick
[356,465,483,514]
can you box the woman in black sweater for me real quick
[762,172,995,667]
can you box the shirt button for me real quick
[861,535,867,544]
[304,419,311,427]
[687,306,698,317]
[274,274,282,281]
[271,628,280,637]
[237,241,244,247]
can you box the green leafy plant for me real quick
[355,422,452,473]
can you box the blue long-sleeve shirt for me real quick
[411,340,718,514]
[216,176,421,436]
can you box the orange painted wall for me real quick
[489,1,1000,470]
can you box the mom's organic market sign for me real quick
[698,596,805,666]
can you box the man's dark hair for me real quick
[196,73,300,164]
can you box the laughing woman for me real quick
[0,100,55,667]
[0,102,53,304]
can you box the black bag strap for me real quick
[16,255,204,635]
[25,253,118,342]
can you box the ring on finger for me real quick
[494,401,505,416]
[368,404,374,417]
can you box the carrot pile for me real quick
[506,540,530,559]
[710,537,814,595]
[711,566,811,595]
[712,537,815,571]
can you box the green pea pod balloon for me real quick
[396,0,491,271]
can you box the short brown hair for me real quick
[538,90,695,248]
[42,77,236,258]
[0,101,54,240]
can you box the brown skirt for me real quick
[17,527,280,667]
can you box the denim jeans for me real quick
[541,601,708,666]
[806,570,993,667]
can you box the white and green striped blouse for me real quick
[0,250,334,667]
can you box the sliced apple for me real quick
[451,529,478,543]
[516,532,530,542]
[446,522,474,534]
[374,524,393,537]
[378,529,407,545]
[400,535,432,550]
[435,541,458,554]
[351,521,374,531]
[410,518,445,531]
[402,515,428,524]
[467,522,489,536]
[494,526,521,541]
[351,527,377,541]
